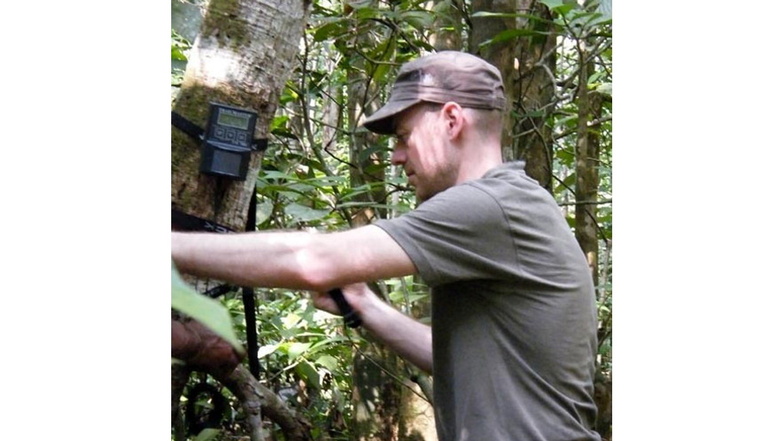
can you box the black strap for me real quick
[171,111,204,143]
[328,288,362,328]
[243,195,261,380]
[171,110,268,152]
[203,284,238,298]
[185,382,227,434]
[252,138,268,152]
[172,208,234,234]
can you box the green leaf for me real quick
[270,115,289,131]
[285,203,331,222]
[389,291,427,304]
[312,19,347,42]
[479,28,551,48]
[401,11,434,28]
[257,343,281,358]
[538,0,564,8]
[354,6,378,20]
[260,170,297,180]
[295,360,321,389]
[282,341,312,361]
[595,82,612,97]
[194,428,221,441]
[171,262,242,351]
[255,199,273,225]
[541,0,577,16]
[171,46,188,61]
[315,354,339,371]
[358,144,390,164]
[597,0,612,21]
[282,311,304,329]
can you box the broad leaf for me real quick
[194,429,220,441]
[171,262,242,351]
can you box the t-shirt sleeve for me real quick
[373,183,517,287]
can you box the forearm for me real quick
[171,231,323,289]
[172,225,417,291]
[358,292,433,374]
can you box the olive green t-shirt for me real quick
[374,162,600,441]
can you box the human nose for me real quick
[391,144,406,166]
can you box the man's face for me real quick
[391,103,459,201]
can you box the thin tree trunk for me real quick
[428,0,463,51]
[470,0,556,190]
[347,24,386,227]
[469,0,518,161]
[511,1,557,190]
[573,37,609,441]
[574,43,601,287]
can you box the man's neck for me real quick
[455,142,503,184]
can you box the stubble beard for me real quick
[415,159,459,202]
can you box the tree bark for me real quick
[171,0,312,439]
[220,365,315,441]
[428,0,464,51]
[470,0,556,190]
[346,7,387,227]
[172,0,311,231]
[573,35,609,441]
[574,43,602,288]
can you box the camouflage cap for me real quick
[362,51,507,135]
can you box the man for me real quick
[172,51,600,441]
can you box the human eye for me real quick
[394,132,410,145]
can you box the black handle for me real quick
[328,288,362,328]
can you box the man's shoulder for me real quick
[463,162,545,203]
[480,161,539,186]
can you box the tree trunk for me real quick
[348,49,386,227]
[574,44,602,288]
[171,0,312,439]
[469,0,518,160]
[428,0,464,51]
[172,0,310,230]
[470,0,556,190]
[573,35,609,441]
[510,1,557,190]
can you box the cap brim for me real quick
[361,98,422,135]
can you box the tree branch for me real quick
[557,199,612,207]
[220,365,314,441]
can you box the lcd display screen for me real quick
[217,110,251,130]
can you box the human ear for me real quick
[441,102,464,139]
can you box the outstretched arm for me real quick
[171,225,415,292]
[172,224,431,371]
[312,283,433,374]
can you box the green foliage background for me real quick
[172,0,611,438]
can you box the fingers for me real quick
[310,290,338,314]
[311,282,369,316]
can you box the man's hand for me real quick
[311,283,434,373]
[311,282,373,318]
